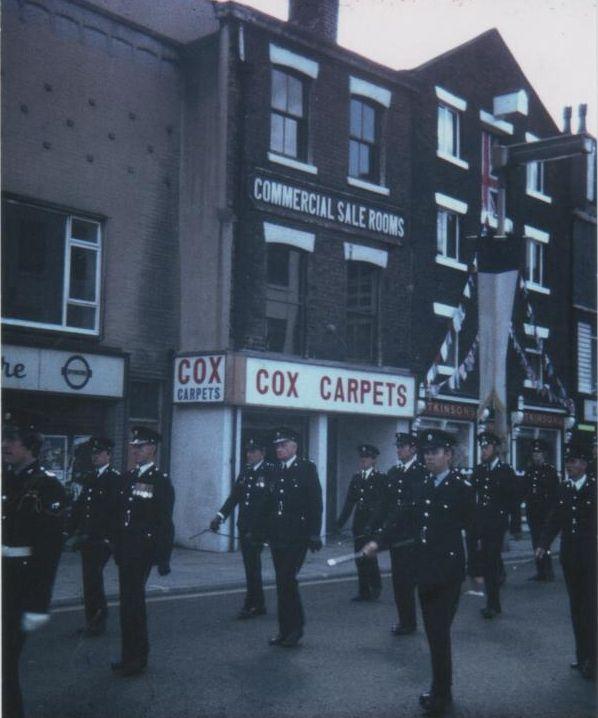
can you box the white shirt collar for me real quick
[569,474,587,491]
[96,463,110,476]
[252,459,264,471]
[489,457,500,471]
[433,469,451,487]
[362,466,374,479]
[137,462,154,477]
[283,456,297,469]
[402,456,417,472]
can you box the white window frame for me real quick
[577,321,597,395]
[433,302,459,375]
[524,342,544,389]
[525,238,546,291]
[436,209,461,264]
[437,94,469,169]
[525,133,552,203]
[2,205,102,336]
[587,141,596,202]
[343,242,388,269]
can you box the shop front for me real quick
[170,352,415,550]
[511,407,565,475]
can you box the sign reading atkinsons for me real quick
[245,358,415,417]
[251,173,406,240]
[173,354,225,403]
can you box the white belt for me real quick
[2,546,32,557]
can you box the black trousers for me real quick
[418,580,462,698]
[480,529,505,611]
[354,535,381,598]
[390,545,417,628]
[526,504,553,578]
[562,553,597,666]
[271,543,308,637]
[118,555,153,664]
[240,535,265,610]
[80,541,111,627]
[2,558,28,718]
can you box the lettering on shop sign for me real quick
[522,411,564,429]
[424,401,478,421]
[2,356,27,379]
[246,358,415,418]
[173,354,225,403]
[250,172,407,241]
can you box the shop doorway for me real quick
[242,410,310,464]
[513,428,561,475]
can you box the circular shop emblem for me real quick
[61,354,93,390]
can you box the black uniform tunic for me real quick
[469,459,517,612]
[113,463,174,665]
[414,469,474,699]
[266,457,322,638]
[541,475,597,670]
[68,465,120,629]
[2,461,66,718]
[337,468,384,599]
[374,458,426,626]
[217,459,275,611]
[522,462,559,578]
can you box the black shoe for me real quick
[570,661,580,670]
[351,595,370,602]
[268,635,285,646]
[581,660,596,680]
[419,692,453,707]
[237,606,266,619]
[481,607,501,619]
[419,692,452,715]
[280,630,303,647]
[392,624,416,636]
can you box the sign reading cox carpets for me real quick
[245,358,415,417]
[173,354,225,403]
[250,172,407,241]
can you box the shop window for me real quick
[349,98,380,182]
[265,245,306,354]
[437,105,461,160]
[2,199,101,334]
[577,321,597,395]
[525,239,545,287]
[346,261,379,362]
[270,68,307,161]
[436,210,460,261]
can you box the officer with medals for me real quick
[469,431,517,619]
[521,438,559,582]
[537,442,596,680]
[364,430,473,716]
[111,426,175,677]
[266,427,323,648]
[67,436,120,635]
[371,432,425,634]
[336,444,384,602]
[2,410,66,718]
[210,435,275,619]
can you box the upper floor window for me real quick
[265,244,306,354]
[437,210,460,262]
[349,98,379,182]
[438,104,460,158]
[2,198,101,335]
[525,238,544,287]
[524,340,544,390]
[587,141,596,202]
[577,321,597,395]
[346,261,380,362]
[270,68,307,161]
[526,160,545,195]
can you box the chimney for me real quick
[288,0,339,43]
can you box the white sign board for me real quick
[173,354,225,403]
[1,345,125,398]
[584,400,597,422]
[245,357,415,417]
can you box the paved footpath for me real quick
[52,532,537,607]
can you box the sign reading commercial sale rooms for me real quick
[245,358,415,417]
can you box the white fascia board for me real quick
[264,222,315,252]
[269,44,319,79]
[493,90,529,118]
[435,86,467,112]
[479,110,514,135]
[343,242,388,268]
[433,302,457,318]
[435,192,468,214]
[524,225,550,243]
[350,76,391,108]
[524,323,550,339]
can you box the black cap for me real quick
[357,444,379,458]
[272,427,299,444]
[565,443,591,462]
[129,426,161,446]
[395,432,418,448]
[418,429,455,451]
[244,436,266,452]
[531,439,548,453]
[89,436,114,453]
[2,409,43,439]
[477,431,501,447]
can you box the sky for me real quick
[233,0,597,135]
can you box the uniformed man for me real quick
[522,438,559,582]
[469,431,517,619]
[266,427,323,648]
[209,435,275,619]
[371,432,425,634]
[364,430,474,716]
[67,436,120,635]
[2,410,66,718]
[537,442,596,680]
[336,444,384,602]
[111,426,175,677]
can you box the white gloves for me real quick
[22,612,50,633]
